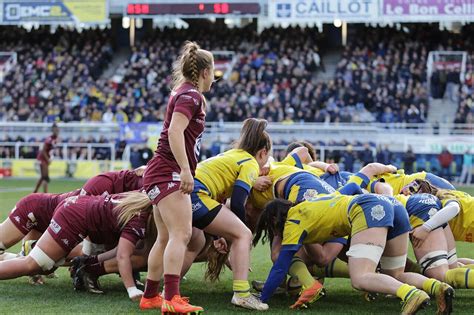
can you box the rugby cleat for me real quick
[81,271,104,294]
[401,290,430,315]
[161,295,204,314]
[363,291,378,302]
[290,280,324,309]
[251,280,287,295]
[28,275,45,285]
[139,293,163,310]
[231,293,269,311]
[434,282,454,315]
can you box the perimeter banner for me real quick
[1,0,108,24]
[382,0,474,21]
[269,0,379,23]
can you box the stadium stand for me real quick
[0,24,472,125]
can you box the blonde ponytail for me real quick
[171,41,214,91]
[115,191,153,229]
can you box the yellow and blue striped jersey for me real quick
[438,190,474,242]
[195,149,259,201]
[249,159,307,210]
[281,195,352,248]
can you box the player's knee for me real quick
[29,246,57,272]
[171,227,192,245]
[239,226,253,243]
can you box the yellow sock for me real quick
[422,278,441,296]
[289,258,315,289]
[233,280,250,297]
[396,284,418,301]
[326,258,350,278]
[445,268,474,289]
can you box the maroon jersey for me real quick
[37,135,57,162]
[81,170,143,196]
[9,189,81,235]
[143,83,206,203]
[48,194,148,252]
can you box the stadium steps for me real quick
[427,98,458,125]
[316,49,342,82]
[101,47,130,79]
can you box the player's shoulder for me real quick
[174,84,203,105]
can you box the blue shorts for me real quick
[348,194,395,236]
[320,172,348,190]
[386,197,412,240]
[340,171,353,183]
[324,237,348,245]
[426,173,455,190]
[190,180,222,229]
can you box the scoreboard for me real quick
[125,2,260,17]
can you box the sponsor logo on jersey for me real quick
[172,172,181,182]
[428,207,438,218]
[14,215,21,223]
[167,182,177,190]
[371,205,386,221]
[303,189,319,202]
[62,238,69,246]
[26,212,38,229]
[79,189,87,196]
[321,180,336,193]
[147,186,161,201]
[50,219,61,234]
[418,197,438,206]
[27,212,37,223]
[192,202,202,212]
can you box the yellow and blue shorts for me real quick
[191,179,222,229]
[348,194,395,237]
[283,172,336,204]
[386,196,412,240]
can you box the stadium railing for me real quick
[0,142,120,162]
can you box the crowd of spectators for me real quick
[454,65,474,124]
[0,24,473,125]
[0,27,113,122]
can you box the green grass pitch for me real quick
[1,179,473,314]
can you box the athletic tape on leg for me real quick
[447,249,458,265]
[419,250,448,274]
[346,244,384,264]
[29,246,56,271]
[380,254,407,270]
